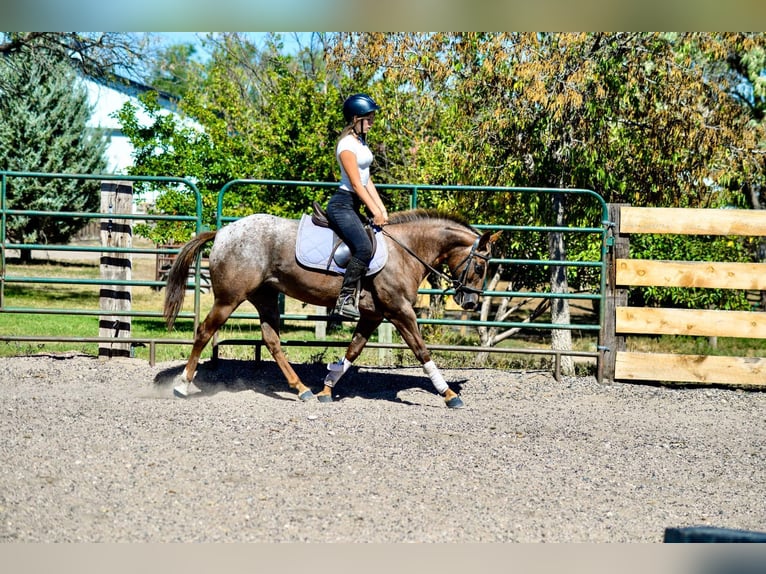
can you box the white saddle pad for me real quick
[295,214,388,276]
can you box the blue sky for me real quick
[154,32,310,60]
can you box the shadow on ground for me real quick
[153,358,466,405]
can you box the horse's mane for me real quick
[387,209,476,232]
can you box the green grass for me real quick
[625,333,766,358]
[0,258,394,364]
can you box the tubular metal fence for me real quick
[1,171,609,379]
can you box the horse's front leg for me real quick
[317,316,382,403]
[387,308,464,409]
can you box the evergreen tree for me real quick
[0,51,107,260]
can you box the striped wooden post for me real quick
[99,181,133,359]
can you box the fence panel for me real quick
[213,180,609,379]
[603,204,766,387]
[0,171,204,363]
[2,174,610,379]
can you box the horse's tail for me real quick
[163,231,217,330]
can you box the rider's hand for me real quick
[373,210,388,227]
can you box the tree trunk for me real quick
[549,192,574,375]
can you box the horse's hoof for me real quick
[173,386,188,398]
[299,389,315,402]
[445,395,465,409]
[317,393,334,403]
[173,377,202,399]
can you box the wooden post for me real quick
[378,321,392,363]
[314,305,327,339]
[99,181,133,359]
[601,203,629,382]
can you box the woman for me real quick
[325,93,389,320]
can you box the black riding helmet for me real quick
[343,93,381,123]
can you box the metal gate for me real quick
[1,172,609,378]
[213,180,610,380]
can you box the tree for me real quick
[144,40,206,100]
[0,32,150,86]
[714,33,766,309]
[120,32,349,244]
[0,50,108,260]
[326,33,766,369]
[116,33,764,362]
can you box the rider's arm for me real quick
[365,179,388,226]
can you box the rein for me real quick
[378,225,488,296]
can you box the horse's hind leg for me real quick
[318,316,382,402]
[174,299,238,397]
[250,288,315,401]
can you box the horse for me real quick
[163,209,500,409]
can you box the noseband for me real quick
[380,227,489,297]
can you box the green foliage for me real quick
[328,33,766,313]
[120,33,765,313]
[0,50,107,249]
[630,233,754,310]
[120,33,347,244]
[116,92,221,244]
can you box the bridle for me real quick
[378,225,489,298]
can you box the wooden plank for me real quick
[615,351,766,387]
[616,307,766,339]
[620,207,766,236]
[616,259,766,290]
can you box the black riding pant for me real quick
[326,188,373,265]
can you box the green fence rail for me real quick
[2,172,610,379]
[0,171,204,362]
[213,180,610,379]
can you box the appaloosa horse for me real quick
[164,209,500,408]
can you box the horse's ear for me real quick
[478,230,502,251]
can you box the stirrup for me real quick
[333,292,360,320]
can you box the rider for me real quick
[325,93,389,320]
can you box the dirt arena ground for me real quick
[0,353,764,542]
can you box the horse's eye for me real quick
[474,263,485,275]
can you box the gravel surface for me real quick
[0,353,764,542]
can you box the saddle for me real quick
[311,201,331,228]
[312,201,379,266]
[295,203,388,276]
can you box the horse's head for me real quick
[451,230,502,311]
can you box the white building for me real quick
[83,74,182,174]
[83,74,201,208]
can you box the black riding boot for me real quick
[332,257,368,320]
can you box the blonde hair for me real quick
[338,124,356,143]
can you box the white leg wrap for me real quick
[324,357,352,387]
[423,360,449,394]
[173,370,199,397]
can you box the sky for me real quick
[154,32,310,61]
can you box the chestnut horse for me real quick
[164,209,499,408]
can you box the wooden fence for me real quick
[602,205,766,388]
